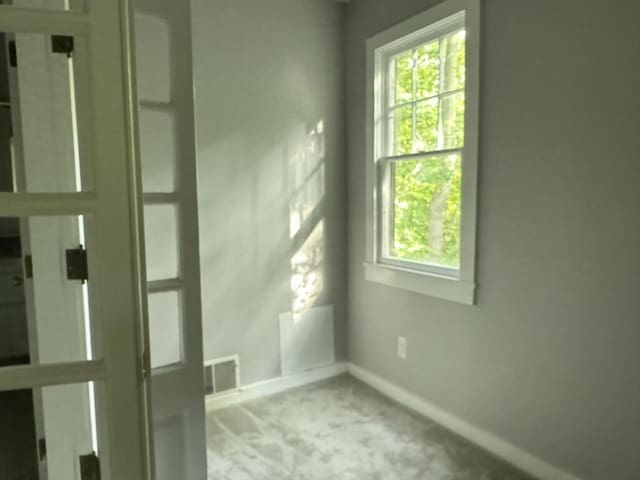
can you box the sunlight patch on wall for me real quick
[290,220,324,322]
[289,120,326,239]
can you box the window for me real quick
[364,0,480,304]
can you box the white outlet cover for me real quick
[398,336,407,359]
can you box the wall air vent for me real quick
[204,355,239,397]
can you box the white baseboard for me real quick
[347,363,582,480]
[205,362,348,411]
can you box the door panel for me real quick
[153,414,187,480]
[5,13,94,475]
[134,0,207,479]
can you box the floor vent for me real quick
[204,356,239,396]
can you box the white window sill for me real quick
[363,262,476,305]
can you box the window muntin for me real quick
[378,20,466,274]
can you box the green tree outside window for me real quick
[387,30,465,268]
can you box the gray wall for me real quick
[191,0,347,385]
[345,1,640,479]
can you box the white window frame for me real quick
[364,0,480,305]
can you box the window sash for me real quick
[376,150,463,278]
[376,21,466,275]
[382,31,466,159]
[378,12,465,61]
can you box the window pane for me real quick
[415,98,438,152]
[389,154,461,268]
[440,92,465,149]
[148,290,182,368]
[390,105,413,156]
[392,49,413,105]
[416,40,439,99]
[441,29,466,93]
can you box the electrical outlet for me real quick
[397,336,407,359]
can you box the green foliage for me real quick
[388,30,465,268]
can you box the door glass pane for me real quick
[0,0,85,11]
[134,12,171,103]
[388,154,461,268]
[148,290,182,368]
[0,381,102,480]
[139,108,176,193]
[144,204,179,281]
[0,31,92,192]
[0,215,101,366]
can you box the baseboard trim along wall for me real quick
[347,363,582,480]
[205,362,348,411]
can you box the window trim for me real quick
[364,0,480,305]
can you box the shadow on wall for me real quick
[197,115,333,382]
[193,0,345,384]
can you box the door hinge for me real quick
[51,35,74,57]
[37,437,46,461]
[66,245,88,283]
[24,254,33,279]
[79,451,101,480]
[8,40,17,67]
[139,350,150,382]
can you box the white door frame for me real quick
[0,3,151,479]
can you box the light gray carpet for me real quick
[206,375,536,480]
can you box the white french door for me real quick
[133,0,207,479]
[0,2,150,479]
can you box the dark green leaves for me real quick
[389,155,461,268]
